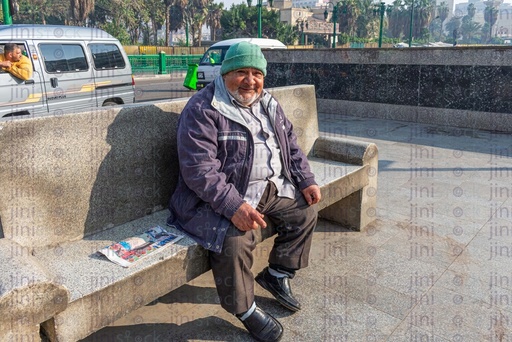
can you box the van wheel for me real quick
[102,100,118,106]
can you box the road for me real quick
[134,75,197,102]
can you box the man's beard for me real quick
[229,88,259,106]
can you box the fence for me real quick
[125,45,208,55]
[128,52,202,75]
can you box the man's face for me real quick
[223,68,264,106]
[8,48,22,62]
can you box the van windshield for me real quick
[199,47,228,66]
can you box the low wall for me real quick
[264,46,512,132]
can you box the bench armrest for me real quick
[311,136,379,231]
[312,136,378,166]
[0,239,69,338]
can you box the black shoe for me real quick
[255,267,301,312]
[237,306,283,342]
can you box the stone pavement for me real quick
[81,113,512,342]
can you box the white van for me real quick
[195,38,287,89]
[0,24,134,120]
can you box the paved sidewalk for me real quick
[82,113,512,342]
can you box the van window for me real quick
[0,43,28,55]
[40,44,88,73]
[0,43,31,75]
[89,44,126,70]
[199,47,226,66]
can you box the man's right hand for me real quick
[231,202,267,232]
[0,61,11,68]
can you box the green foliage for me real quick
[220,4,296,43]
[101,22,132,45]
[460,15,482,43]
[11,0,69,24]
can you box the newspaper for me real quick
[98,226,183,267]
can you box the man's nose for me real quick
[243,73,256,84]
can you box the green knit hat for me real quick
[220,42,267,76]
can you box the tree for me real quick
[280,20,299,45]
[414,0,435,41]
[467,2,476,18]
[460,3,481,43]
[483,1,499,42]
[220,4,248,38]
[220,4,296,43]
[354,0,377,40]
[70,0,94,25]
[164,0,186,46]
[206,0,223,41]
[388,0,406,40]
[14,0,69,24]
[145,0,166,45]
[182,0,209,46]
[444,15,461,43]
[461,17,482,43]
[337,0,361,36]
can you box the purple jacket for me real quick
[167,76,317,253]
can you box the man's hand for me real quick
[0,61,11,68]
[302,185,321,205]
[231,202,267,232]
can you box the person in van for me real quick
[0,43,33,80]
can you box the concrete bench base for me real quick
[37,157,369,341]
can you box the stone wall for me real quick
[264,46,512,132]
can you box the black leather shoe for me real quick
[238,306,283,342]
[255,267,301,312]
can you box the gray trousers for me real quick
[209,181,318,314]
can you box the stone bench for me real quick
[0,84,378,341]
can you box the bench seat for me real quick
[37,157,367,341]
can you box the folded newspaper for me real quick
[98,226,183,267]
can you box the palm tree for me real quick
[445,16,461,42]
[183,0,209,46]
[206,0,223,41]
[414,0,435,40]
[461,17,482,42]
[164,0,186,46]
[388,0,406,40]
[354,0,376,39]
[70,0,95,25]
[436,1,449,38]
[338,0,361,36]
[483,0,501,42]
[467,3,476,18]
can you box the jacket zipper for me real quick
[264,99,294,185]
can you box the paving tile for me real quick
[404,285,512,341]
[386,320,451,342]
[379,226,462,269]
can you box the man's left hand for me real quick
[302,185,321,205]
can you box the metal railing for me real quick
[129,52,202,75]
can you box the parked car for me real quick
[0,24,135,120]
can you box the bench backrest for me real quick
[0,84,317,249]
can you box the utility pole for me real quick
[2,0,13,25]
